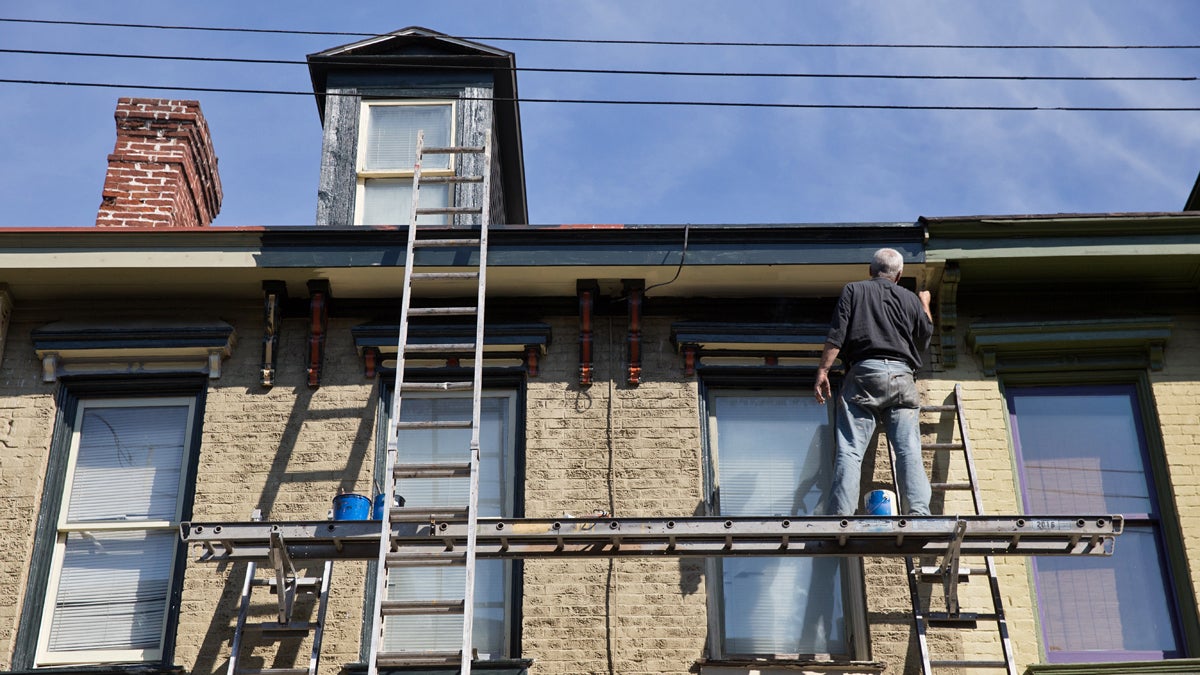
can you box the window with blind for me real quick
[35,398,197,665]
[1008,385,1185,662]
[356,101,454,226]
[379,391,518,659]
[704,389,855,658]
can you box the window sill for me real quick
[341,659,532,675]
[1026,658,1200,675]
[3,665,184,675]
[697,659,885,675]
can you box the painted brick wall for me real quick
[523,316,707,675]
[96,98,223,229]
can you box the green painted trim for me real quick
[966,317,1171,375]
[670,322,830,353]
[924,213,1200,240]
[1025,658,1200,674]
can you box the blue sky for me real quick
[1,1,1198,227]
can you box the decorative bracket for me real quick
[680,344,698,377]
[306,280,331,388]
[261,281,287,388]
[577,280,599,387]
[937,263,960,370]
[624,279,644,386]
[524,345,541,377]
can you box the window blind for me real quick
[364,105,452,172]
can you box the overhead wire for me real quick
[2,78,1198,111]
[2,16,1200,50]
[1,47,1195,82]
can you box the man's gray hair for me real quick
[870,248,904,279]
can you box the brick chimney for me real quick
[96,98,222,228]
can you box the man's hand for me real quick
[814,342,840,404]
[918,290,932,321]
[814,368,832,404]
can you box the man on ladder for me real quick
[814,247,934,516]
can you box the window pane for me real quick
[47,530,175,651]
[1009,385,1182,661]
[1035,526,1181,659]
[383,394,511,658]
[364,104,452,172]
[709,393,845,655]
[361,180,448,226]
[66,405,189,523]
[1010,390,1152,514]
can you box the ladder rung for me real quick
[410,271,479,281]
[386,552,467,567]
[394,462,473,479]
[380,599,465,616]
[404,342,476,353]
[254,622,319,639]
[930,660,1008,669]
[925,442,966,451]
[931,481,973,491]
[917,566,986,583]
[419,175,483,184]
[375,651,462,667]
[407,306,477,317]
[401,381,473,392]
[251,577,321,589]
[393,419,472,430]
[389,506,470,522]
[416,206,483,216]
[413,237,481,247]
[921,405,957,413]
[422,145,485,155]
[236,669,311,675]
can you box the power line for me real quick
[2,17,1200,50]
[4,77,1199,111]
[2,47,1195,83]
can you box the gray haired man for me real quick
[814,248,934,515]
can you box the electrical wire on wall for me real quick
[604,315,617,675]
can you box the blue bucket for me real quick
[372,493,387,520]
[332,493,371,520]
[864,489,897,516]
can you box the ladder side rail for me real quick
[953,383,988,518]
[952,383,1019,675]
[306,560,334,675]
[228,561,258,675]
[460,128,493,675]
[368,129,427,675]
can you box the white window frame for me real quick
[34,397,197,666]
[377,388,518,659]
[354,99,457,226]
[703,387,867,661]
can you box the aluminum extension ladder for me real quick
[226,511,334,675]
[889,383,1018,675]
[367,129,493,675]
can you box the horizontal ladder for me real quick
[184,515,1121,563]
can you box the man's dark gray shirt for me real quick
[825,276,933,371]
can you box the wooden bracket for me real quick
[260,281,287,388]
[362,347,380,379]
[681,344,698,377]
[938,263,961,370]
[624,280,644,386]
[577,280,598,387]
[306,280,331,388]
[524,345,540,377]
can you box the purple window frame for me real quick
[1008,383,1185,663]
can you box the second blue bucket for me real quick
[372,493,387,520]
[332,493,371,520]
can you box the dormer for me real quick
[307,27,528,226]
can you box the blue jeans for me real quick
[826,359,931,516]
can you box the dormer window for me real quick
[356,100,455,225]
